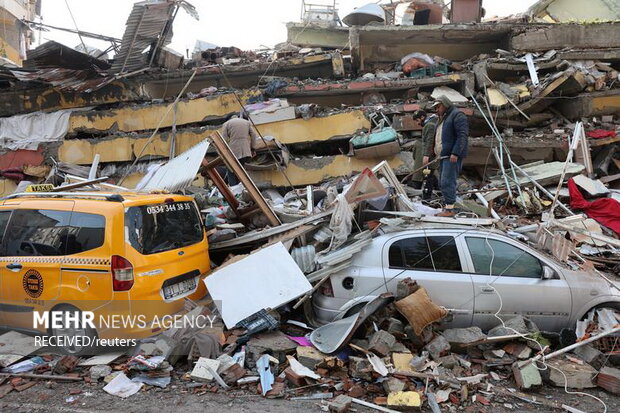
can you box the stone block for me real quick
[368,330,397,357]
[296,346,327,370]
[573,344,605,370]
[349,356,373,381]
[424,335,451,360]
[328,394,352,413]
[383,377,407,394]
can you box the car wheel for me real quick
[48,305,98,356]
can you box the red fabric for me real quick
[568,178,620,236]
[586,129,616,139]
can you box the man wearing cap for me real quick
[410,110,439,189]
[432,95,469,217]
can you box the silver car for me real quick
[311,226,620,332]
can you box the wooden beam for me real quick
[210,132,281,227]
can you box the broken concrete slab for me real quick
[441,327,487,347]
[572,174,610,197]
[545,358,597,389]
[247,332,298,365]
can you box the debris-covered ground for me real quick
[1,0,620,412]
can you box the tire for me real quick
[48,304,98,356]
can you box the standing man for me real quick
[410,109,439,190]
[432,95,469,217]
[219,112,258,185]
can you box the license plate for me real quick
[163,277,197,300]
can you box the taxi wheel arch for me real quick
[48,303,99,356]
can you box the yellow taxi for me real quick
[0,191,210,354]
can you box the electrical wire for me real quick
[481,224,609,413]
[63,0,87,53]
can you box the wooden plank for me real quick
[210,132,280,227]
[588,135,620,147]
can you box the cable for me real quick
[118,68,199,185]
[217,64,299,196]
[482,224,609,413]
[63,0,87,53]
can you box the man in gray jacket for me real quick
[432,95,469,217]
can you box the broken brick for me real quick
[348,384,367,398]
[284,367,306,387]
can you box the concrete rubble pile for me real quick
[0,0,619,411]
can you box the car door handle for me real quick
[6,263,22,271]
[480,287,495,293]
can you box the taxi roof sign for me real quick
[25,184,55,192]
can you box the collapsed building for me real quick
[0,0,619,411]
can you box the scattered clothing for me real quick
[568,178,620,236]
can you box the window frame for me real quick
[386,233,465,274]
[462,235,547,279]
[0,208,107,257]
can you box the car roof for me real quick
[0,191,195,208]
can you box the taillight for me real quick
[319,278,334,297]
[111,255,134,291]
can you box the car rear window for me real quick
[389,236,462,272]
[125,201,204,255]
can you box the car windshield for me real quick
[125,201,203,255]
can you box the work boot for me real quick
[436,206,459,217]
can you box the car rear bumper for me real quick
[312,293,354,325]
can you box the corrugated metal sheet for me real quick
[111,0,176,73]
[8,68,113,93]
[137,138,210,192]
[25,41,111,70]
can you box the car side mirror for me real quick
[542,266,556,280]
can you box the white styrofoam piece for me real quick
[204,242,312,328]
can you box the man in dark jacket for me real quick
[432,95,469,217]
